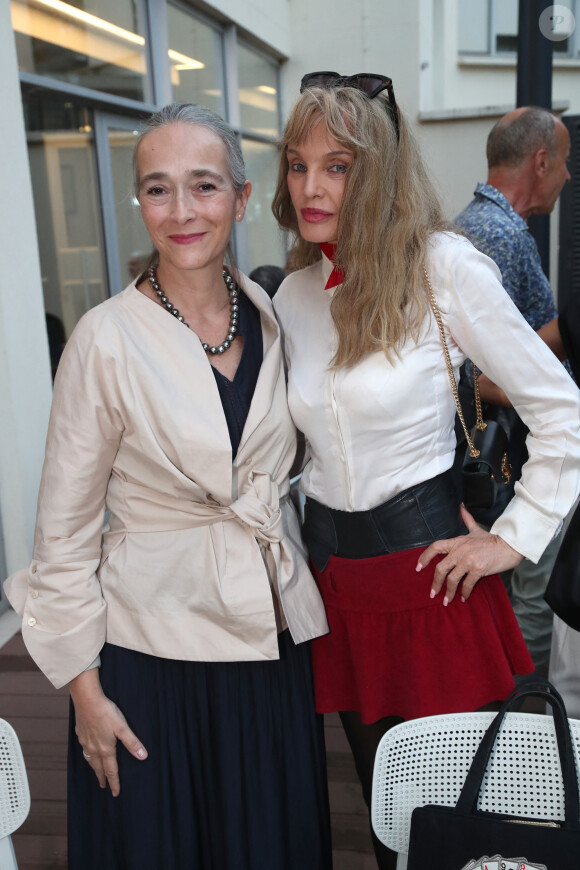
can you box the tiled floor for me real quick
[0,631,375,869]
[325,712,376,868]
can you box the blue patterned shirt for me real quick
[454,183,558,331]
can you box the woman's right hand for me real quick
[69,668,148,797]
[416,504,523,604]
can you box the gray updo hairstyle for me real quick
[133,102,247,198]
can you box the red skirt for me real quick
[311,547,533,724]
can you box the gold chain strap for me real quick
[471,362,487,431]
[422,268,480,459]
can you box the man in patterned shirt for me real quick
[454,106,571,676]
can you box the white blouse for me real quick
[273,232,580,564]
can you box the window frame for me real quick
[458,0,580,59]
[167,0,229,118]
[236,36,282,138]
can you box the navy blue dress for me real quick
[67,291,332,870]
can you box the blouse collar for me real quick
[319,243,345,290]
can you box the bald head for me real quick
[487,106,559,170]
[485,107,570,218]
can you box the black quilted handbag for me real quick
[461,391,511,510]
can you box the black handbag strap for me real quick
[455,679,580,828]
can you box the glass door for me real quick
[23,92,109,375]
[94,112,153,294]
[23,97,151,367]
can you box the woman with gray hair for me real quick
[5,103,332,869]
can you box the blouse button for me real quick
[30,590,39,599]
[31,564,38,574]
[27,617,37,627]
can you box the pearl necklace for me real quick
[148,265,240,355]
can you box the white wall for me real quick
[0,5,52,575]
[554,64,580,113]
[281,0,422,122]
[417,117,491,220]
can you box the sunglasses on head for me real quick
[299,71,400,139]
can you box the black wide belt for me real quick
[303,469,465,572]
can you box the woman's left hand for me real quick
[416,504,523,605]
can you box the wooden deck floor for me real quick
[0,631,375,869]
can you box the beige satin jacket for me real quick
[5,276,328,689]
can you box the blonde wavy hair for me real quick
[272,87,446,367]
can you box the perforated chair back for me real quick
[372,711,580,858]
[0,718,30,869]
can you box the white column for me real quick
[0,7,52,579]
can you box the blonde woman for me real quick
[272,74,580,869]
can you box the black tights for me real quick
[339,710,403,870]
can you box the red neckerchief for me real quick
[319,243,345,289]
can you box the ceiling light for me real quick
[29,0,145,45]
[168,49,205,70]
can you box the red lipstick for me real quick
[169,233,205,244]
[301,208,333,223]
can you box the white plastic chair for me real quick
[371,711,580,870]
[0,719,31,869]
